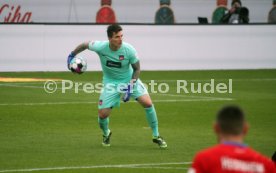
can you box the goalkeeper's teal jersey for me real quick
[88,41,139,84]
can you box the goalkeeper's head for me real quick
[107,24,122,39]
[214,105,248,142]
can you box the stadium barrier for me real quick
[0,24,275,71]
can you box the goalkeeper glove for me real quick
[67,52,75,71]
[122,84,132,102]
[122,80,136,102]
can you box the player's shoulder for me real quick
[247,147,275,164]
[249,149,276,172]
[122,42,136,51]
[90,41,108,50]
[121,42,137,58]
[94,41,109,47]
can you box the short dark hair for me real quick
[216,105,245,135]
[107,24,122,38]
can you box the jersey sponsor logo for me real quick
[119,55,124,60]
[106,60,122,68]
[221,157,264,173]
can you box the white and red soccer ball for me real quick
[69,56,87,74]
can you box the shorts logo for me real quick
[119,55,124,60]
[99,100,103,105]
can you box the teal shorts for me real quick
[98,79,148,109]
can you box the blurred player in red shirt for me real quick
[188,105,276,173]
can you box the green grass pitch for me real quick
[0,69,276,173]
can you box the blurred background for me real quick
[1,0,275,23]
[0,0,276,72]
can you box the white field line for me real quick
[0,97,233,106]
[0,101,98,106]
[0,162,191,173]
[0,84,53,90]
[144,78,276,83]
[0,78,276,85]
[122,166,188,170]
[153,93,233,100]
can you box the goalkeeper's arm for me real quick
[71,42,90,55]
[131,61,140,83]
[122,61,140,102]
[67,42,90,70]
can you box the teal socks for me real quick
[98,116,110,136]
[98,105,159,137]
[145,105,159,137]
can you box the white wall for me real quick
[0,0,273,23]
[0,24,275,72]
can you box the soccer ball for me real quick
[69,56,87,74]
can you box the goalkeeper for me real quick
[67,24,167,148]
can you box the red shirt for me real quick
[188,143,276,173]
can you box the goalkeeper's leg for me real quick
[137,94,167,148]
[98,108,112,146]
[97,83,121,147]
